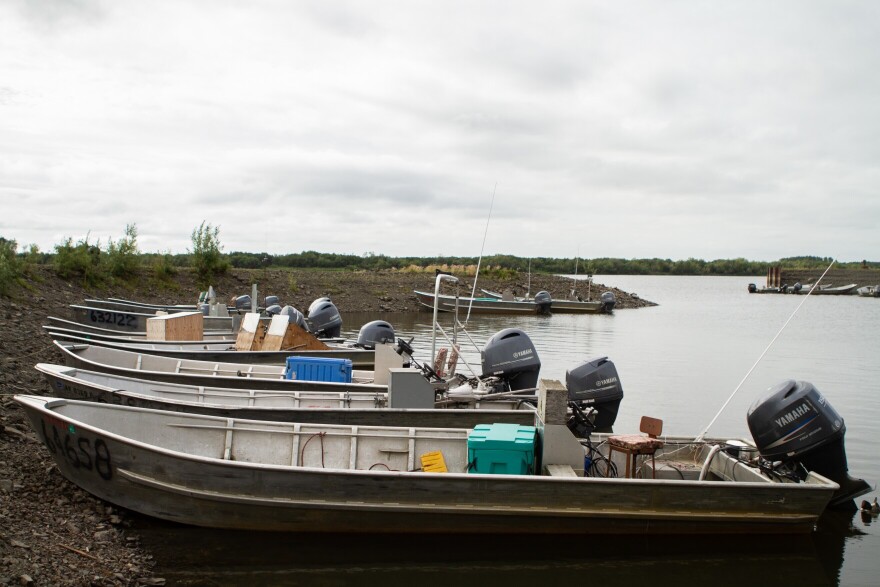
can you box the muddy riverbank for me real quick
[0,266,650,585]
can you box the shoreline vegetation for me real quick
[2,224,877,297]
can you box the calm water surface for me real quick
[137,275,879,586]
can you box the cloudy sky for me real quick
[1,1,878,261]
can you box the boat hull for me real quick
[47,331,376,369]
[37,364,536,428]
[54,341,389,394]
[16,396,836,535]
[71,305,235,333]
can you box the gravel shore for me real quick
[1,266,651,586]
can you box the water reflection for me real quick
[135,511,848,587]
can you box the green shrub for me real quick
[152,251,178,281]
[106,223,141,279]
[0,237,23,296]
[54,235,104,286]
[191,221,229,285]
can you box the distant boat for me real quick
[747,282,858,295]
[808,283,858,295]
[414,290,615,314]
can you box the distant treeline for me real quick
[192,252,874,275]
[3,223,877,298]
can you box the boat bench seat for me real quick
[545,464,578,477]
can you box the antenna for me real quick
[466,183,497,324]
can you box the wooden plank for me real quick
[234,313,264,351]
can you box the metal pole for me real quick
[431,273,459,363]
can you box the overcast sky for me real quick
[1,1,878,262]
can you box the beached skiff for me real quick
[36,363,536,428]
[15,395,839,535]
[46,330,376,369]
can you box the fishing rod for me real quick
[694,259,836,442]
[465,183,497,324]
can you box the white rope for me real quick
[694,260,836,442]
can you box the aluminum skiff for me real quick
[46,331,376,369]
[15,395,838,535]
[36,363,536,428]
[53,340,398,394]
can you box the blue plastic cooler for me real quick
[284,357,353,383]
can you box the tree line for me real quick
[1,224,876,296]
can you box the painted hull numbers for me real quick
[40,417,113,481]
[87,309,138,329]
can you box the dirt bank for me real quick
[0,266,651,586]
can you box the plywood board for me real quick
[261,315,330,351]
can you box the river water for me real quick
[135,275,879,586]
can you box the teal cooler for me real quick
[467,423,537,475]
[284,357,353,383]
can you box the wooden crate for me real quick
[146,311,204,341]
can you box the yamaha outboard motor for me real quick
[233,295,251,311]
[533,291,552,314]
[356,320,396,349]
[480,328,541,393]
[566,356,623,434]
[308,297,331,315]
[747,380,871,508]
[265,304,282,316]
[279,305,306,329]
[265,295,280,307]
[307,298,342,338]
[600,291,616,312]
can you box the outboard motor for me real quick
[792,282,802,294]
[566,357,623,434]
[265,304,282,316]
[748,283,757,293]
[356,320,396,349]
[600,291,616,312]
[233,295,251,311]
[307,299,342,338]
[534,291,552,314]
[747,380,871,508]
[308,297,331,316]
[480,328,541,393]
[265,295,280,307]
[279,305,306,329]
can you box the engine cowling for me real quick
[566,356,623,433]
[356,320,395,349]
[480,328,541,392]
[279,305,306,329]
[306,298,342,338]
[533,291,552,314]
